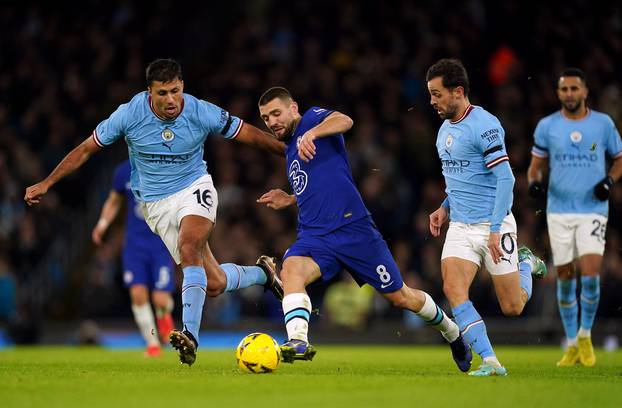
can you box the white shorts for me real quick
[139,175,218,264]
[547,213,606,266]
[441,213,518,276]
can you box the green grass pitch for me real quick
[1,346,621,408]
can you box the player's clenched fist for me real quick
[24,181,50,206]
[297,130,317,162]
[593,175,614,201]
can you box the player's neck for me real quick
[450,101,472,123]
[292,116,302,134]
[561,105,588,121]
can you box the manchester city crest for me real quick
[161,128,175,142]
[570,130,582,143]
[445,134,454,148]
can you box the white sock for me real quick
[483,356,502,367]
[416,292,459,342]
[578,327,591,338]
[132,303,159,347]
[567,337,578,347]
[282,293,312,343]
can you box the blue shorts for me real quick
[122,242,175,292]
[284,217,404,293]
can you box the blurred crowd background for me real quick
[1,0,622,344]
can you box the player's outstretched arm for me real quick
[234,122,286,157]
[92,191,124,245]
[298,112,353,162]
[257,189,296,210]
[24,135,101,206]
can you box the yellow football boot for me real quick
[578,337,596,367]
[556,345,580,367]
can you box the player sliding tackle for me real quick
[256,87,472,372]
[426,59,547,376]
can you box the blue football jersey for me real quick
[436,105,513,225]
[532,109,622,215]
[93,92,243,201]
[112,160,168,249]
[287,107,370,236]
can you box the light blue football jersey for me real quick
[532,109,622,215]
[92,92,243,201]
[436,105,514,228]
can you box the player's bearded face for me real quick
[149,79,184,120]
[557,77,587,114]
[427,78,460,120]
[260,98,299,141]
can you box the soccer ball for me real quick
[236,332,281,374]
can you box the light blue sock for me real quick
[519,261,533,300]
[452,301,495,359]
[580,276,600,332]
[182,266,207,343]
[221,263,267,293]
[557,278,578,340]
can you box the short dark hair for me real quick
[146,59,183,85]
[559,67,587,86]
[258,86,293,106]
[426,58,470,96]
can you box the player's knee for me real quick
[178,239,202,264]
[280,267,302,284]
[500,300,523,317]
[442,281,465,304]
[280,267,308,293]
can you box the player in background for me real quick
[25,59,284,366]
[256,87,472,372]
[527,68,622,367]
[92,160,175,357]
[426,59,547,377]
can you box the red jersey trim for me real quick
[229,119,244,139]
[486,155,509,168]
[450,105,475,124]
[92,129,105,147]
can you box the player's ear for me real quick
[454,86,465,98]
[291,101,299,114]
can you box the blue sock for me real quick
[580,276,600,332]
[519,261,533,301]
[221,263,267,292]
[182,266,207,343]
[557,278,578,340]
[452,301,495,359]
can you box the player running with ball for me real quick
[256,86,472,373]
